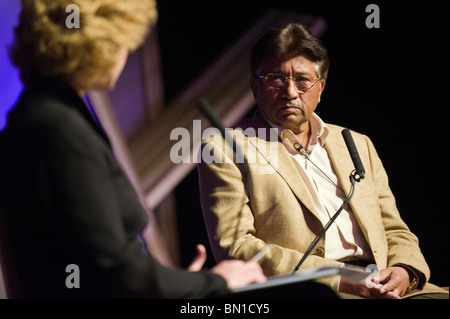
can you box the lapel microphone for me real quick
[293,142,311,157]
[289,131,342,192]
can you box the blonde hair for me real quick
[10,0,158,90]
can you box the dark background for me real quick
[156,0,448,287]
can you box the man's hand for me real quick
[376,266,410,297]
[339,275,401,299]
[338,266,410,299]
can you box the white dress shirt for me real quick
[265,113,372,262]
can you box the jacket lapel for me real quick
[243,111,322,221]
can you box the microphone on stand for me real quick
[197,98,226,138]
[342,129,365,181]
[197,98,247,171]
[196,97,252,243]
[292,129,366,273]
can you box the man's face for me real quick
[251,55,326,134]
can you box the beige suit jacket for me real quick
[197,110,444,296]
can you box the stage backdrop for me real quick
[0,0,22,132]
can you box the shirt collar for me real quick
[261,111,330,153]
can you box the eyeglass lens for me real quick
[265,74,316,92]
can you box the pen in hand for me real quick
[250,245,271,263]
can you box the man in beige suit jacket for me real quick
[197,22,448,299]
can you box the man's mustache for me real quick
[279,99,302,107]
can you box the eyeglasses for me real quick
[258,73,320,93]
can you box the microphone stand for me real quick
[292,170,361,274]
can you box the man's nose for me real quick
[281,79,299,99]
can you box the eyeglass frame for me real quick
[258,73,321,93]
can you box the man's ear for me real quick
[318,79,326,103]
[250,77,257,99]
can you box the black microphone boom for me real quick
[292,182,356,273]
[197,97,251,251]
[197,98,226,138]
[341,129,365,181]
